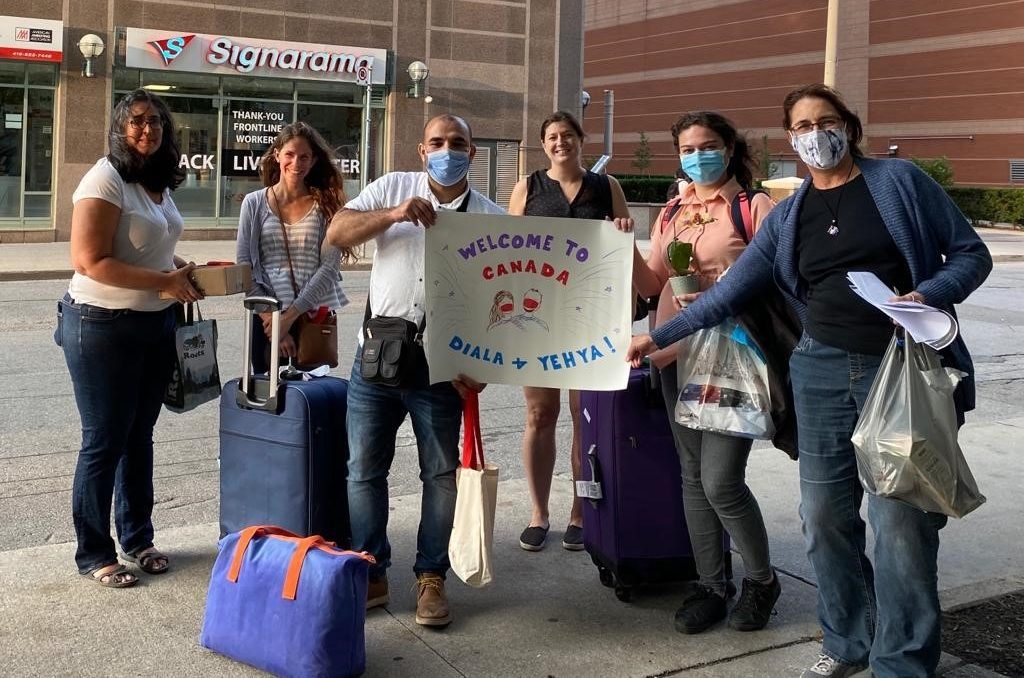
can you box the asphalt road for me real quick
[0,271,576,552]
[2,264,1023,553]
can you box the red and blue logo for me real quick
[148,35,196,66]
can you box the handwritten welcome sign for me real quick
[425,212,633,390]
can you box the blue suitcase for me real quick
[218,296,350,545]
[579,366,731,602]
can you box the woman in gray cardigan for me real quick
[236,122,351,373]
[627,85,991,678]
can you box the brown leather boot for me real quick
[366,575,389,609]
[414,573,450,627]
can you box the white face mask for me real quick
[790,128,849,170]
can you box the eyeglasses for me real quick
[127,116,163,131]
[789,116,843,135]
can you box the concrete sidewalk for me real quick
[3,417,1022,678]
[0,227,1021,281]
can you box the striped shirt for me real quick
[237,189,347,312]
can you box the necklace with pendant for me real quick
[813,162,855,237]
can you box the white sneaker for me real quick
[800,653,867,678]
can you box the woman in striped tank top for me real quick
[236,122,354,372]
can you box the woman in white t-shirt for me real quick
[236,122,351,373]
[57,90,201,588]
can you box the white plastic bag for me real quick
[675,319,774,439]
[448,392,498,587]
[851,333,985,518]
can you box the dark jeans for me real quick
[790,333,947,677]
[57,295,177,573]
[346,357,463,579]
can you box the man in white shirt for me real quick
[328,114,503,628]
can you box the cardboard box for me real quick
[160,262,252,299]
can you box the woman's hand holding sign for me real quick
[626,334,658,368]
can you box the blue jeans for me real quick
[57,295,177,573]
[790,334,947,678]
[346,358,463,579]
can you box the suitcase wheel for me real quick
[614,584,633,603]
[597,565,614,588]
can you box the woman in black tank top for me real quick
[507,111,634,552]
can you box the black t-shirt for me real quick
[796,174,913,355]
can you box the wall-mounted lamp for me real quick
[581,90,591,114]
[888,144,899,157]
[78,33,105,78]
[406,60,429,99]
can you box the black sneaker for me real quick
[561,524,584,551]
[519,525,549,551]
[673,585,728,634]
[728,572,782,631]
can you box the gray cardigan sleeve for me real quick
[236,191,273,298]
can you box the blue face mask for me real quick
[425,148,471,186]
[680,149,727,185]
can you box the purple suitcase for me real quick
[579,366,731,602]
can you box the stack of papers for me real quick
[847,271,958,350]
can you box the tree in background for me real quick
[911,156,955,189]
[756,134,778,180]
[632,132,652,175]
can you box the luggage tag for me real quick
[575,480,603,500]
[575,444,603,500]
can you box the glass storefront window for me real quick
[141,70,219,97]
[0,61,56,224]
[0,61,25,86]
[0,87,25,218]
[114,69,388,226]
[220,98,292,218]
[222,77,294,99]
[24,193,50,218]
[114,68,141,92]
[26,63,56,87]
[297,104,364,198]
[168,96,218,218]
[294,80,361,105]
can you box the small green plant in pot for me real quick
[666,239,698,303]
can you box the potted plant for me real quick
[666,239,698,303]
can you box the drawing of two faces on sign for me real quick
[487,288,549,332]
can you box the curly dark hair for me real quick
[259,122,354,262]
[782,84,864,158]
[106,89,185,193]
[670,111,754,189]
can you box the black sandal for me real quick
[124,547,170,575]
[82,563,138,588]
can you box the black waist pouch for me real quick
[360,315,425,387]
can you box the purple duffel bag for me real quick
[200,525,375,677]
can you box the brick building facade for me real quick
[582,0,1024,187]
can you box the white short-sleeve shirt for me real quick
[345,172,505,333]
[68,157,183,311]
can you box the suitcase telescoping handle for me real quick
[238,295,282,412]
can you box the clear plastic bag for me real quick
[851,333,985,518]
[675,319,774,439]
